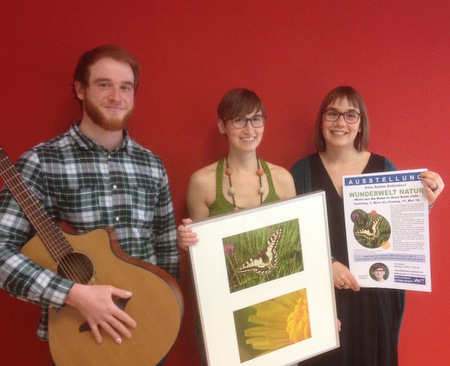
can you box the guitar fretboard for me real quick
[0,146,72,262]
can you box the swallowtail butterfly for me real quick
[236,228,283,275]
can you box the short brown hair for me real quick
[73,45,140,100]
[217,88,265,120]
[313,86,370,152]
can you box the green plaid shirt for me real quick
[0,122,179,340]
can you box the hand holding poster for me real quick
[342,169,431,292]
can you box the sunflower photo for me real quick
[233,289,311,363]
[222,219,302,293]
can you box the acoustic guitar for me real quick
[0,145,183,366]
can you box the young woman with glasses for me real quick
[290,86,444,365]
[178,88,295,244]
[177,87,296,364]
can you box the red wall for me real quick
[1,1,449,365]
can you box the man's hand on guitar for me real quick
[66,283,137,345]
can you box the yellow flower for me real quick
[244,289,311,354]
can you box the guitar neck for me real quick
[0,145,72,262]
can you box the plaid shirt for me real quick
[0,122,179,340]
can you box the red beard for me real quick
[83,96,134,131]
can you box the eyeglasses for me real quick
[227,115,266,129]
[323,110,361,124]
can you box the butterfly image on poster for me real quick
[236,228,283,275]
[351,209,391,248]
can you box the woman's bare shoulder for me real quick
[189,161,219,188]
[265,161,296,198]
[265,161,292,178]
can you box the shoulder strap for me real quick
[215,158,225,197]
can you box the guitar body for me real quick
[21,223,183,366]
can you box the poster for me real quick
[343,169,431,291]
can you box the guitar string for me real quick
[15,178,90,283]
[11,177,88,283]
[4,168,72,263]
[15,181,88,282]
[0,152,92,283]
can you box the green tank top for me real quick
[209,157,280,217]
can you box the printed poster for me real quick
[343,169,431,292]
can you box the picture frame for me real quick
[188,191,339,365]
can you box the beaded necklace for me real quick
[225,156,265,208]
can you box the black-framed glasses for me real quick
[323,110,361,124]
[227,115,266,129]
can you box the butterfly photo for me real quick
[350,209,391,248]
[236,227,283,275]
[223,219,303,293]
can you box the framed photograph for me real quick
[188,191,339,366]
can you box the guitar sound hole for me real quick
[57,252,94,284]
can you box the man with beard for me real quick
[0,45,179,354]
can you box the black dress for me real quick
[290,153,405,366]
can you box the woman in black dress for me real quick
[290,86,444,365]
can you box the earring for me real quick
[220,130,226,134]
